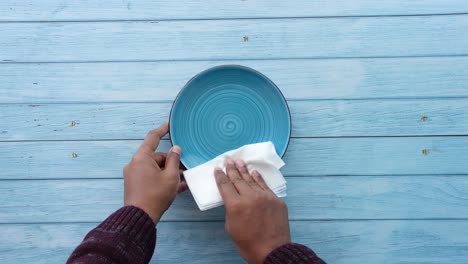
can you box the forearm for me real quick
[67,206,156,264]
[264,243,326,264]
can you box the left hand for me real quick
[123,123,187,224]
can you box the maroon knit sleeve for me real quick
[264,243,327,264]
[67,206,156,264]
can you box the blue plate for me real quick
[169,65,291,169]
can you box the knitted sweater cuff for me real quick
[264,243,327,264]
[67,206,156,264]
[95,206,156,263]
[96,205,156,243]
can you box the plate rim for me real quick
[168,64,292,168]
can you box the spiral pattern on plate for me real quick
[170,65,291,169]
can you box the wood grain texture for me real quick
[1,99,467,141]
[1,15,468,62]
[1,176,468,223]
[2,57,468,102]
[2,0,467,21]
[2,221,468,263]
[1,137,467,180]
[2,0,467,263]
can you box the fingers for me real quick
[178,181,188,193]
[165,145,182,175]
[140,123,169,153]
[235,160,261,190]
[225,159,252,194]
[178,169,187,193]
[252,170,273,193]
[214,167,239,203]
[153,152,167,167]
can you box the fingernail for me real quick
[214,167,222,172]
[252,170,259,177]
[235,159,245,168]
[171,145,181,155]
[225,159,235,166]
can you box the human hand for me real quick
[123,123,187,224]
[214,159,291,264]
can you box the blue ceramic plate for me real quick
[169,65,291,169]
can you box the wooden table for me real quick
[1,1,468,263]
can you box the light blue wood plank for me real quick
[1,176,468,223]
[285,137,468,176]
[1,137,467,179]
[1,16,468,62]
[1,99,467,141]
[2,57,467,102]
[1,221,468,263]
[1,2,465,264]
[2,0,467,21]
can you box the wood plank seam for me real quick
[2,12,468,23]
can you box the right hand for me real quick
[214,159,291,264]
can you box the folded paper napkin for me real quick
[184,142,287,211]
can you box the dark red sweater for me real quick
[67,206,326,264]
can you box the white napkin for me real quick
[183,142,287,211]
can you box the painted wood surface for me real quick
[2,0,468,263]
[2,15,468,63]
[2,0,467,21]
[1,176,468,223]
[1,99,467,141]
[2,221,468,264]
[1,137,467,180]
[2,57,468,102]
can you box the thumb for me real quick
[165,145,182,175]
